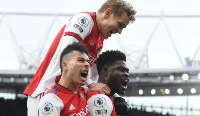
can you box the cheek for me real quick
[109,23,118,29]
[110,73,120,84]
[71,65,82,73]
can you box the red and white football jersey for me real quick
[38,83,88,116]
[24,12,104,97]
[87,92,117,116]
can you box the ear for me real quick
[62,61,68,71]
[104,8,112,19]
[102,67,108,76]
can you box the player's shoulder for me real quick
[87,93,113,116]
[41,93,62,102]
[72,12,93,24]
[39,93,64,115]
[87,91,99,99]
[87,93,111,103]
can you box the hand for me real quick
[114,97,131,115]
[88,83,111,94]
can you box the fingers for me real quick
[101,84,110,94]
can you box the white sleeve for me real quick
[38,93,64,116]
[65,13,94,40]
[45,12,95,81]
[33,13,94,96]
[86,63,99,85]
[87,94,113,116]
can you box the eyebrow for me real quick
[77,57,89,63]
[118,66,129,72]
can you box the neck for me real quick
[99,75,114,96]
[110,91,115,96]
[58,75,79,93]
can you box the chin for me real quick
[102,34,109,39]
[79,82,85,86]
[118,91,125,95]
[104,36,108,39]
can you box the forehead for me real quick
[67,51,88,59]
[111,60,127,68]
[114,11,129,26]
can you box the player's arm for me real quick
[61,12,94,53]
[38,93,64,116]
[87,93,114,116]
[44,13,94,82]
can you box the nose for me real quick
[125,72,129,78]
[118,28,122,34]
[85,61,90,68]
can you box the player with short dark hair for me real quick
[38,42,90,116]
[87,50,130,116]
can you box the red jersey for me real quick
[87,91,116,116]
[24,12,104,97]
[38,83,88,116]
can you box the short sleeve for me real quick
[38,93,64,116]
[87,94,113,116]
[64,13,94,41]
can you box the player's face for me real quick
[65,51,90,86]
[101,9,129,39]
[107,60,129,95]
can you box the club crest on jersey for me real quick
[94,97,107,108]
[78,17,89,27]
[42,102,53,115]
[90,41,95,46]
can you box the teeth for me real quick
[122,80,129,86]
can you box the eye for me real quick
[118,67,129,73]
[78,58,84,62]
[118,22,123,29]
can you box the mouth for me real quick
[110,30,113,34]
[80,70,88,78]
[121,79,129,90]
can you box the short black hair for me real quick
[60,42,88,72]
[96,50,126,75]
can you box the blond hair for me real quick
[98,0,136,23]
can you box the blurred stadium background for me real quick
[0,0,200,116]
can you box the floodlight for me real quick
[182,74,189,80]
[177,88,183,94]
[139,89,143,95]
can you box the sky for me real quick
[0,0,200,115]
[0,0,200,71]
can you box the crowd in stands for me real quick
[0,98,27,116]
[125,108,175,116]
[0,97,175,116]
